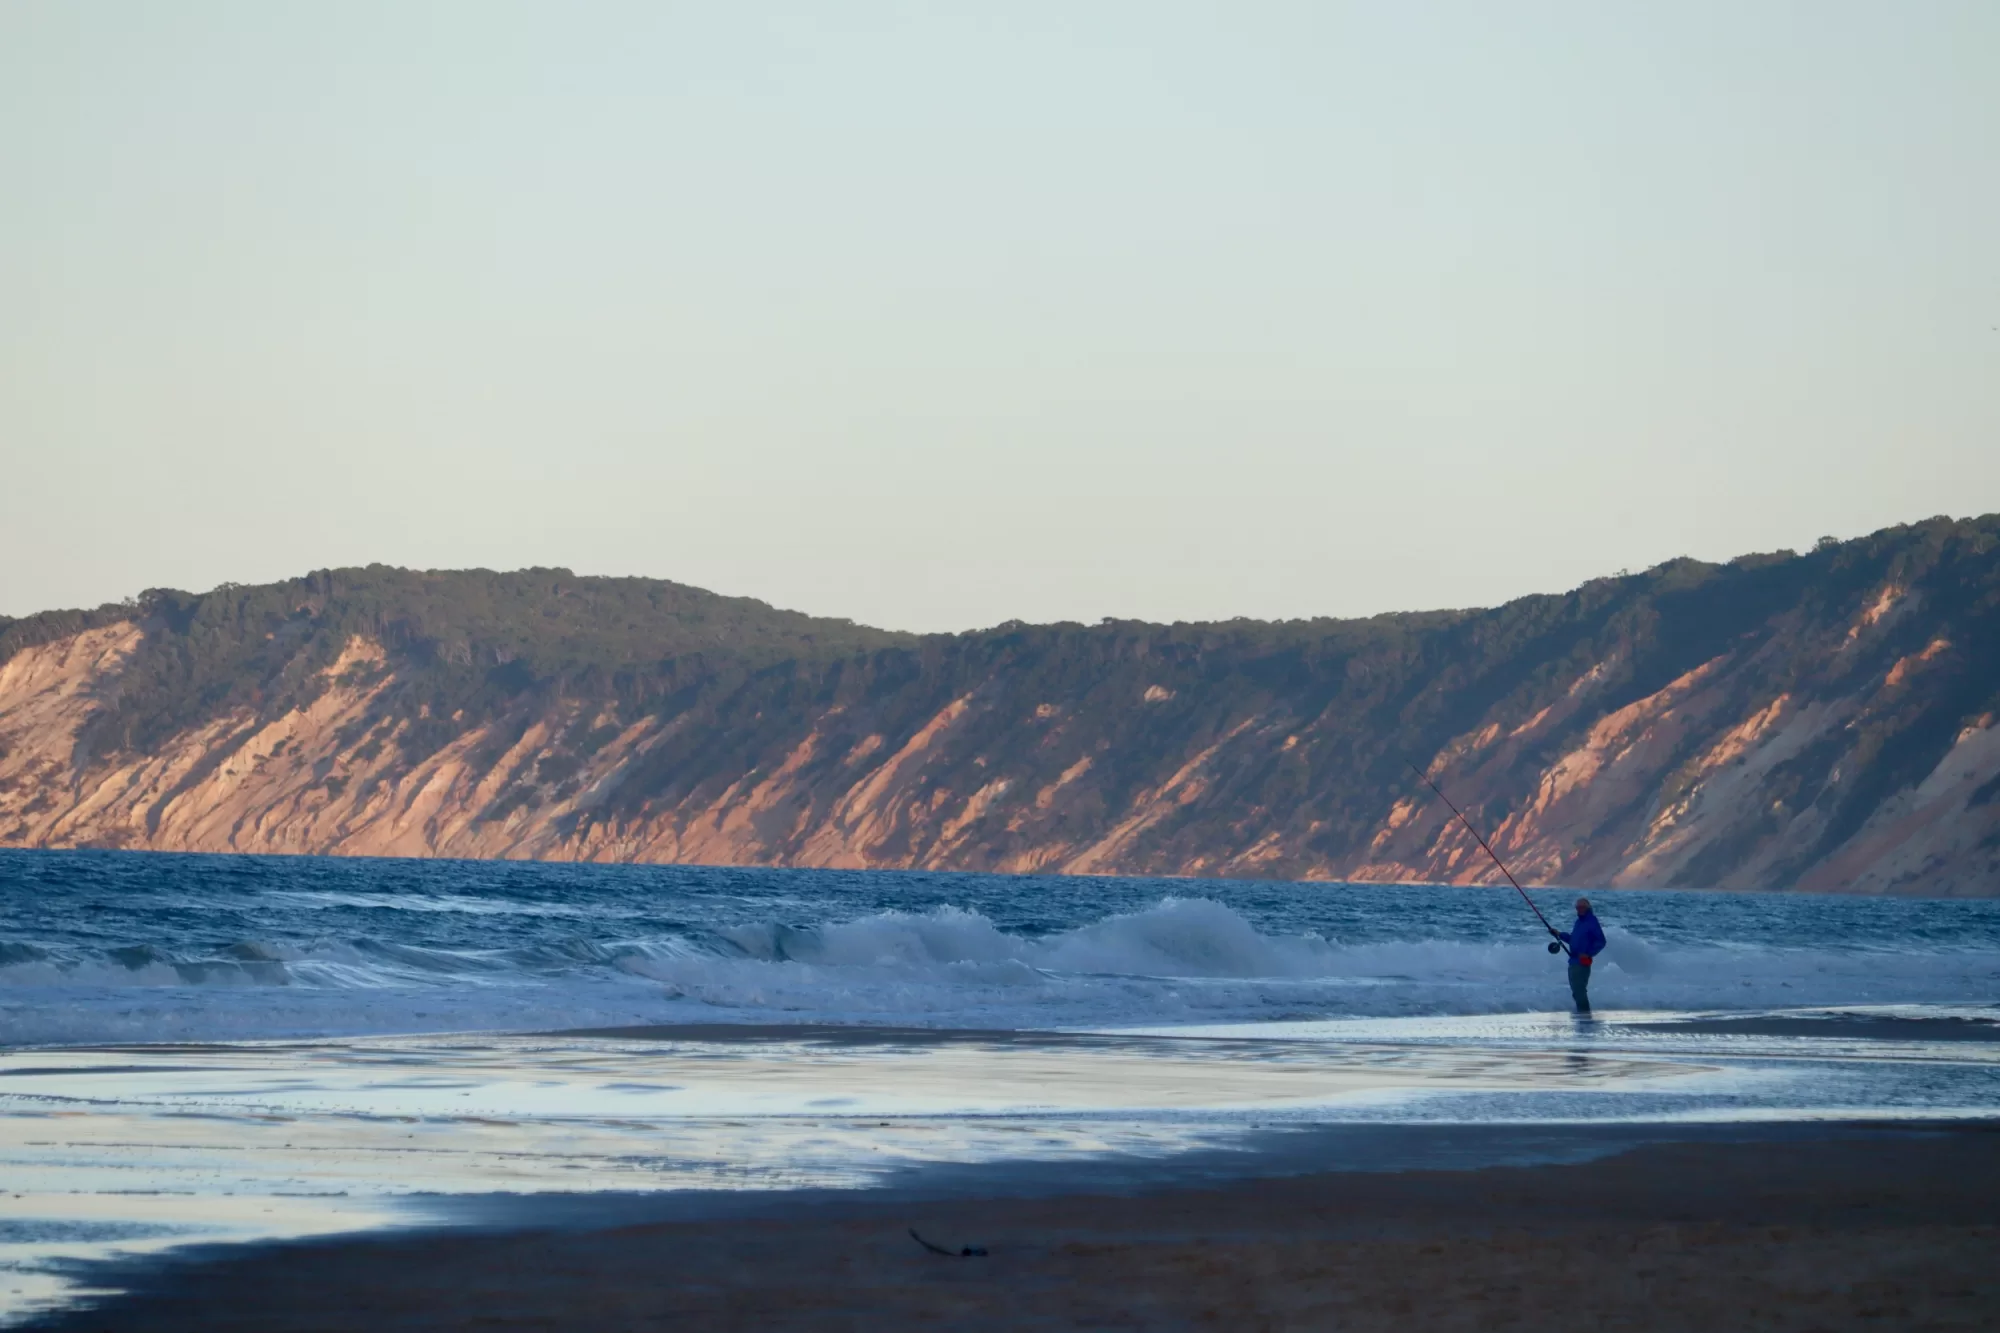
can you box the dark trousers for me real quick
[1567,961,1592,1012]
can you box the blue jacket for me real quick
[1559,911,1607,963]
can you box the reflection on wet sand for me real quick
[4,1010,1996,1323]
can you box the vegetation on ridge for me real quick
[0,566,912,759]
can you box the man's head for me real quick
[1575,897,1592,916]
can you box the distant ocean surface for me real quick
[4,848,1998,1046]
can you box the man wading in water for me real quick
[1405,767,1615,1016]
[1557,898,1607,1013]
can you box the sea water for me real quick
[3,849,1998,1322]
[4,848,1996,1044]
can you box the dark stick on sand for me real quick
[909,1228,987,1257]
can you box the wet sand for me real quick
[36,1124,2000,1332]
[1631,1013,2000,1042]
[563,1013,2000,1043]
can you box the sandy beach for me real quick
[6,1011,1998,1328]
[29,1123,2000,1332]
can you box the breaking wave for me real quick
[7,891,1999,1046]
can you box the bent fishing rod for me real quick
[1406,763,1569,957]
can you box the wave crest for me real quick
[6,895,1999,1045]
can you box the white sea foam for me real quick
[5,897,1998,1045]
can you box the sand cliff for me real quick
[3,522,1998,892]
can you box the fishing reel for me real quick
[1547,940,1563,954]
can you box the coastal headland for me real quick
[3,515,1998,892]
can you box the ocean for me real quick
[3,848,1996,1045]
[5,848,1999,1323]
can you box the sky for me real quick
[3,2,1996,633]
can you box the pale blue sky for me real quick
[3,2,1996,631]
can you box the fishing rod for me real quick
[1406,763,1569,957]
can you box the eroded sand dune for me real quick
[3,522,1998,891]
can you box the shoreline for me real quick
[9,1006,1998,1056]
[28,1119,2000,1331]
[9,1012,1998,1328]
[553,1009,2000,1044]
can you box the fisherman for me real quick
[1557,897,1607,1013]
